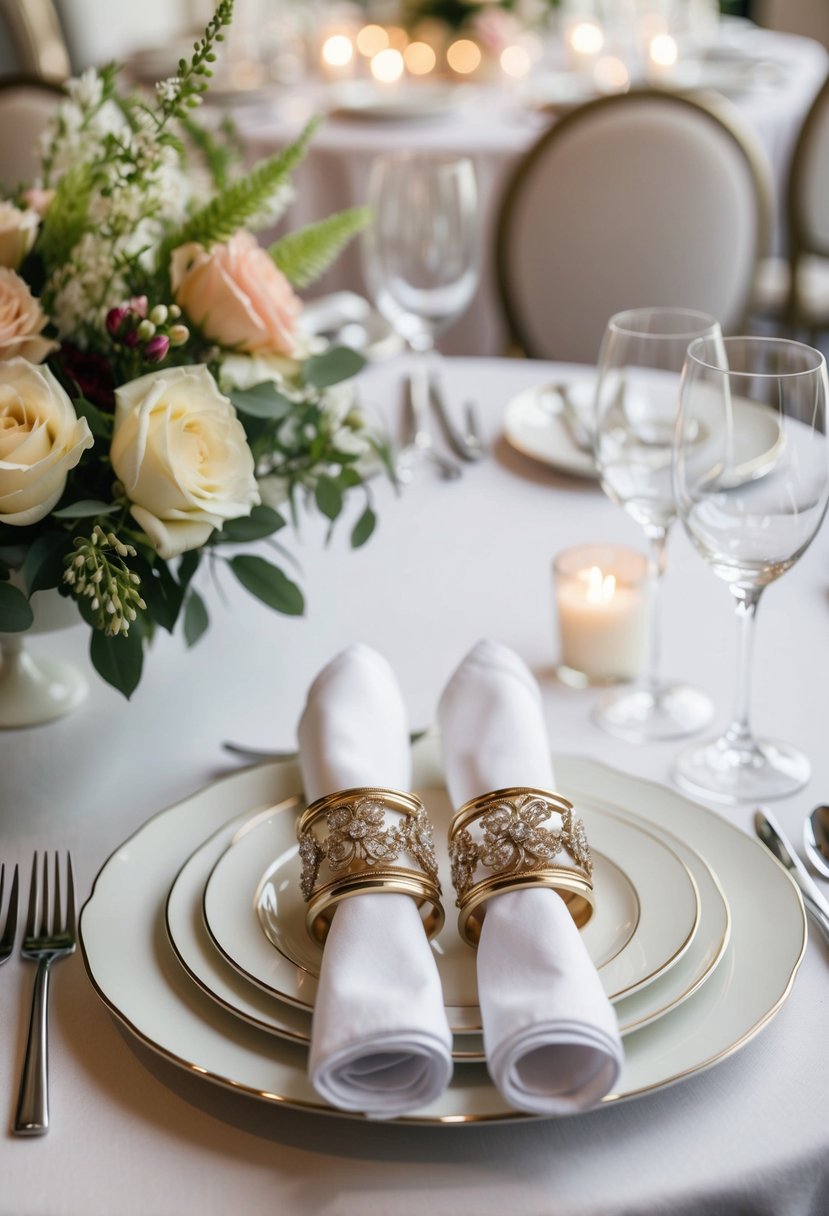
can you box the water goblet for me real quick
[361,152,479,477]
[672,335,829,803]
[592,307,721,741]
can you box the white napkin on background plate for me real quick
[298,643,453,1118]
[438,639,623,1115]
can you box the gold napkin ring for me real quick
[448,786,594,947]
[297,787,445,945]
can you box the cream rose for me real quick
[170,231,302,356]
[0,358,93,526]
[0,268,56,363]
[0,201,38,270]
[111,364,260,560]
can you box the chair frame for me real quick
[781,69,829,334]
[495,87,774,359]
[0,0,70,82]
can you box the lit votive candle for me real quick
[554,544,649,687]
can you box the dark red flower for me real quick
[54,343,116,410]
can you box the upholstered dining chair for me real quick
[495,89,773,364]
[0,0,69,81]
[750,71,829,341]
[0,75,63,190]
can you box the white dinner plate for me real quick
[299,292,403,362]
[503,380,784,484]
[202,790,699,1031]
[326,82,461,122]
[80,743,806,1124]
[168,794,726,1054]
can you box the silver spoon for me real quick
[804,805,829,879]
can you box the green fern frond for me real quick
[269,206,371,289]
[157,117,320,271]
[37,164,93,268]
[178,113,239,190]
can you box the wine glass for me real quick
[592,307,722,741]
[672,335,829,803]
[361,152,479,475]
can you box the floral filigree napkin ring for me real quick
[448,787,595,947]
[297,787,445,945]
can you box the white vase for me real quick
[0,583,88,728]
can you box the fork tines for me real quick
[23,853,76,945]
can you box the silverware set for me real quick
[754,811,829,945]
[1,853,76,1136]
[398,370,484,481]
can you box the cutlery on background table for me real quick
[13,853,76,1137]
[0,862,19,964]
[428,374,485,462]
[544,383,594,453]
[400,370,463,482]
[754,809,829,946]
[803,805,829,880]
[223,728,430,763]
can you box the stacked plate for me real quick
[80,737,806,1124]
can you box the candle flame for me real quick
[583,566,616,605]
[322,35,354,68]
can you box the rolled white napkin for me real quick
[438,639,623,1115]
[298,643,453,1118]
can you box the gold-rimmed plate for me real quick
[80,744,806,1124]
[201,789,699,1032]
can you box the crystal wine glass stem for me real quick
[723,587,762,750]
[643,527,668,696]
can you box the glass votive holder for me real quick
[554,544,649,687]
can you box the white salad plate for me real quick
[326,82,462,122]
[80,742,805,1124]
[503,380,784,483]
[203,793,700,1031]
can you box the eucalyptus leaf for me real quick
[302,346,365,389]
[213,504,286,543]
[351,505,376,549]
[52,499,117,520]
[0,582,33,632]
[184,588,209,647]
[21,532,72,595]
[229,555,304,616]
[314,475,343,522]
[229,382,295,420]
[73,396,114,439]
[90,627,143,699]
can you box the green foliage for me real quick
[158,118,320,268]
[302,346,366,389]
[183,588,209,646]
[351,505,376,549]
[0,582,33,632]
[229,554,304,616]
[37,165,94,268]
[90,624,144,698]
[270,207,371,289]
[228,382,295,421]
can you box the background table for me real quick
[232,24,828,360]
[1,355,828,1215]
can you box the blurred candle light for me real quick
[447,38,482,75]
[500,44,532,78]
[649,33,679,66]
[356,24,389,58]
[404,41,437,76]
[386,25,410,52]
[371,47,405,83]
[322,33,354,69]
[570,20,604,57]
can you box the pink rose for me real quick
[0,268,56,363]
[170,231,302,356]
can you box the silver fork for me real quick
[13,853,76,1137]
[0,863,19,964]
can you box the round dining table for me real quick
[1,353,828,1215]
[231,23,828,361]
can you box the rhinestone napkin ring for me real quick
[448,787,595,946]
[297,787,445,945]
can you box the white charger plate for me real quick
[80,744,805,1124]
[202,793,699,1030]
[503,380,784,482]
[167,796,727,1052]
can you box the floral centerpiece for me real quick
[0,0,388,699]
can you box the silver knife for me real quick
[754,807,829,944]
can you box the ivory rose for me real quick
[0,201,38,270]
[170,231,302,356]
[0,358,93,526]
[111,364,260,560]
[0,268,56,363]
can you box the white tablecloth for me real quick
[1,355,828,1215]
[232,25,827,360]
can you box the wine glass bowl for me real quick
[591,307,723,741]
[672,335,829,803]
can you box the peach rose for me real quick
[20,188,55,218]
[0,268,56,363]
[0,358,93,526]
[170,230,301,356]
[111,364,260,559]
[0,201,38,270]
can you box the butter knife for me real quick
[754,807,829,944]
